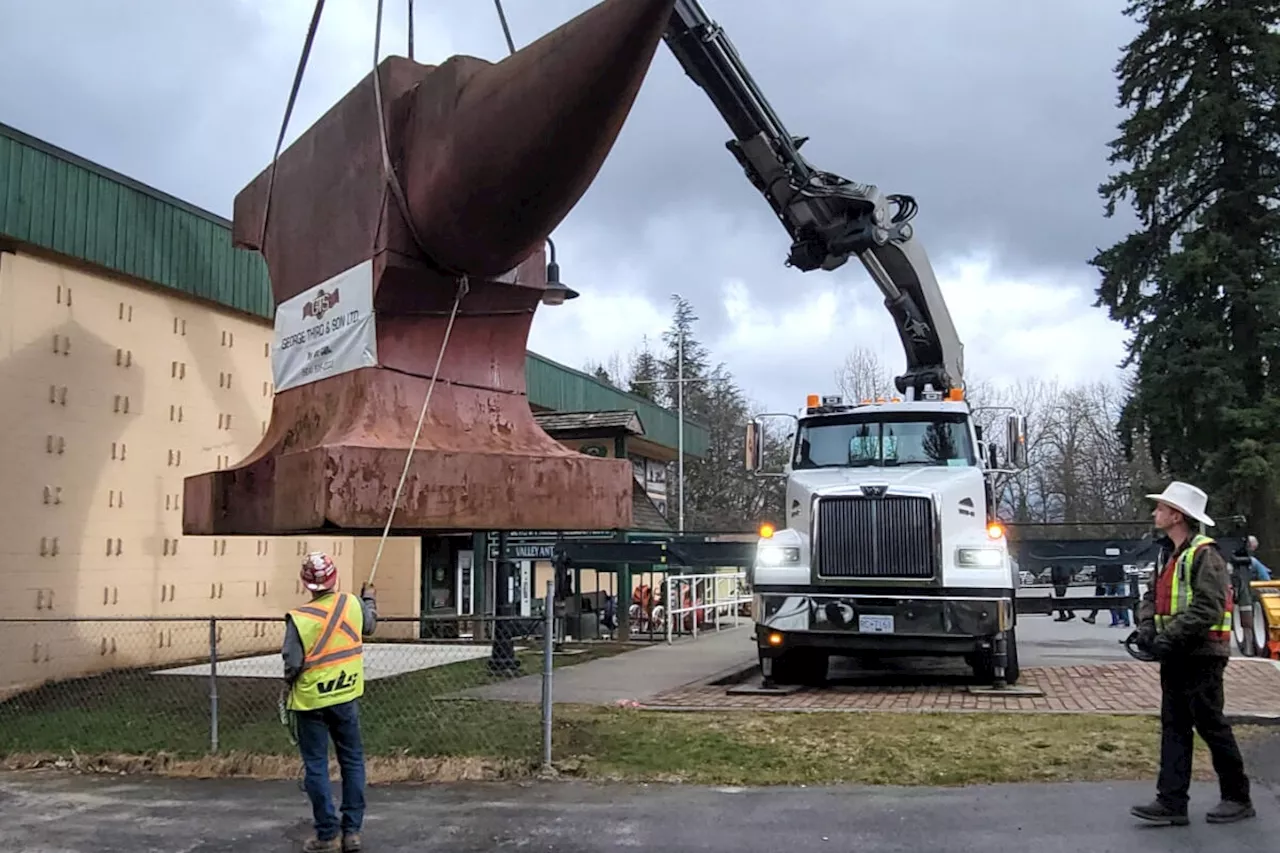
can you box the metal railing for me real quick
[665,571,752,643]
[0,584,560,768]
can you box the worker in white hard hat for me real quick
[282,552,379,853]
[1129,482,1255,827]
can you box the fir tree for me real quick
[1090,0,1280,538]
[627,337,663,403]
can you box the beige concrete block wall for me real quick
[349,537,421,639]
[0,250,416,696]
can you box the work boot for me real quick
[303,836,341,853]
[1130,800,1189,826]
[342,832,363,852]
[1206,800,1256,824]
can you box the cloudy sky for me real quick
[0,0,1140,411]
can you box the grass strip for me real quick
[2,644,1262,787]
[0,643,630,760]
[3,702,1259,787]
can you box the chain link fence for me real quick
[0,600,570,769]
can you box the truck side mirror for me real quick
[1006,414,1028,468]
[744,419,761,471]
[988,442,999,470]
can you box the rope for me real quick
[371,0,445,269]
[364,0,470,587]
[492,0,516,54]
[258,0,326,252]
[365,282,466,586]
[407,0,415,60]
[278,689,300,745]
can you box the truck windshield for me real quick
[793,413,976,469]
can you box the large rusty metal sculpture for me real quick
[183,0,677,536]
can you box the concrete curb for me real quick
[702,661,759,687]
[1226,713,1280,727]
[632,705,1280,723]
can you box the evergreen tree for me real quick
[1090,0,1280,540]
[653,296,780,531]
[627,336,663,403]
[658,296,712,530]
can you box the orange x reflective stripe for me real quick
[302,593,363,671]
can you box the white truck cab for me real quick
[745,390,1028,686]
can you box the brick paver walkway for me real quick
[640,659,1280,717]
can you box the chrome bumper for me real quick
[754,592,1013,640]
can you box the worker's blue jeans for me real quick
[295,700,366,841]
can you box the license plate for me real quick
[858,614,894,634]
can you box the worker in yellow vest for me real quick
[1129,482,1254,827]
[282,552,378,853]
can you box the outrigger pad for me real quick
[183,0,678,535]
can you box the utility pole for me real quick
[677,324,684,532]
[632,317,728,534]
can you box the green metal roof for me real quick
[528,353,709,456]
[0,120,708,456]
[0,120,273,318]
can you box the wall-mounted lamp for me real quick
[541,237,580,306]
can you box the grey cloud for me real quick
[556,0,1145,294]
[1,0,1142,353]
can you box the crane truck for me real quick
[662,1,1030,686]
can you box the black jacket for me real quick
[1137,535,1232,658]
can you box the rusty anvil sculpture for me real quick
[182,0,677,536]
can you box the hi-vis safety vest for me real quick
[287,592,365,711]
[1154,533,1233,641]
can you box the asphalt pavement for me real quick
[4,585,1275,852]
[3,770,1276,852]
[1016,585,1143,666]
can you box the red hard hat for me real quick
[300,552,337,592]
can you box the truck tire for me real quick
[1234,607,1256,657]
[768,649,829,686]
[972,628,1021,686]
[1254,600,1272,658]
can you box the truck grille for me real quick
[813,495,938,579]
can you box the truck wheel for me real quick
[769,649,829,686]
[1004,628,1021,685]
[1254,600,1272,657]
[972,628,1020,686]
[1234,608,1256,657]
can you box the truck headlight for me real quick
[757,545,801,566]
[956,548,1004,568]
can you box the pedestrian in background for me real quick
[1083,562,1130,627]
[1130,482,1255,826]
[1246,536,1272,581]
[283,552,379,853]
[1051,563,1075,621]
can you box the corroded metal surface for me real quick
[183,0,676,535]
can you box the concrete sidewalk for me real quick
[461,624,755,704]
[3,771,1276,852]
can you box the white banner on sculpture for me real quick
[272,259,378,392]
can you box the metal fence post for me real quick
[209,616,219,753]
[692,577,699,640]
[541,579,555,769]
[665,580,674,645]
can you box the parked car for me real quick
[1125,563,1155,584]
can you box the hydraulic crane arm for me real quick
[663,0,965,396]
